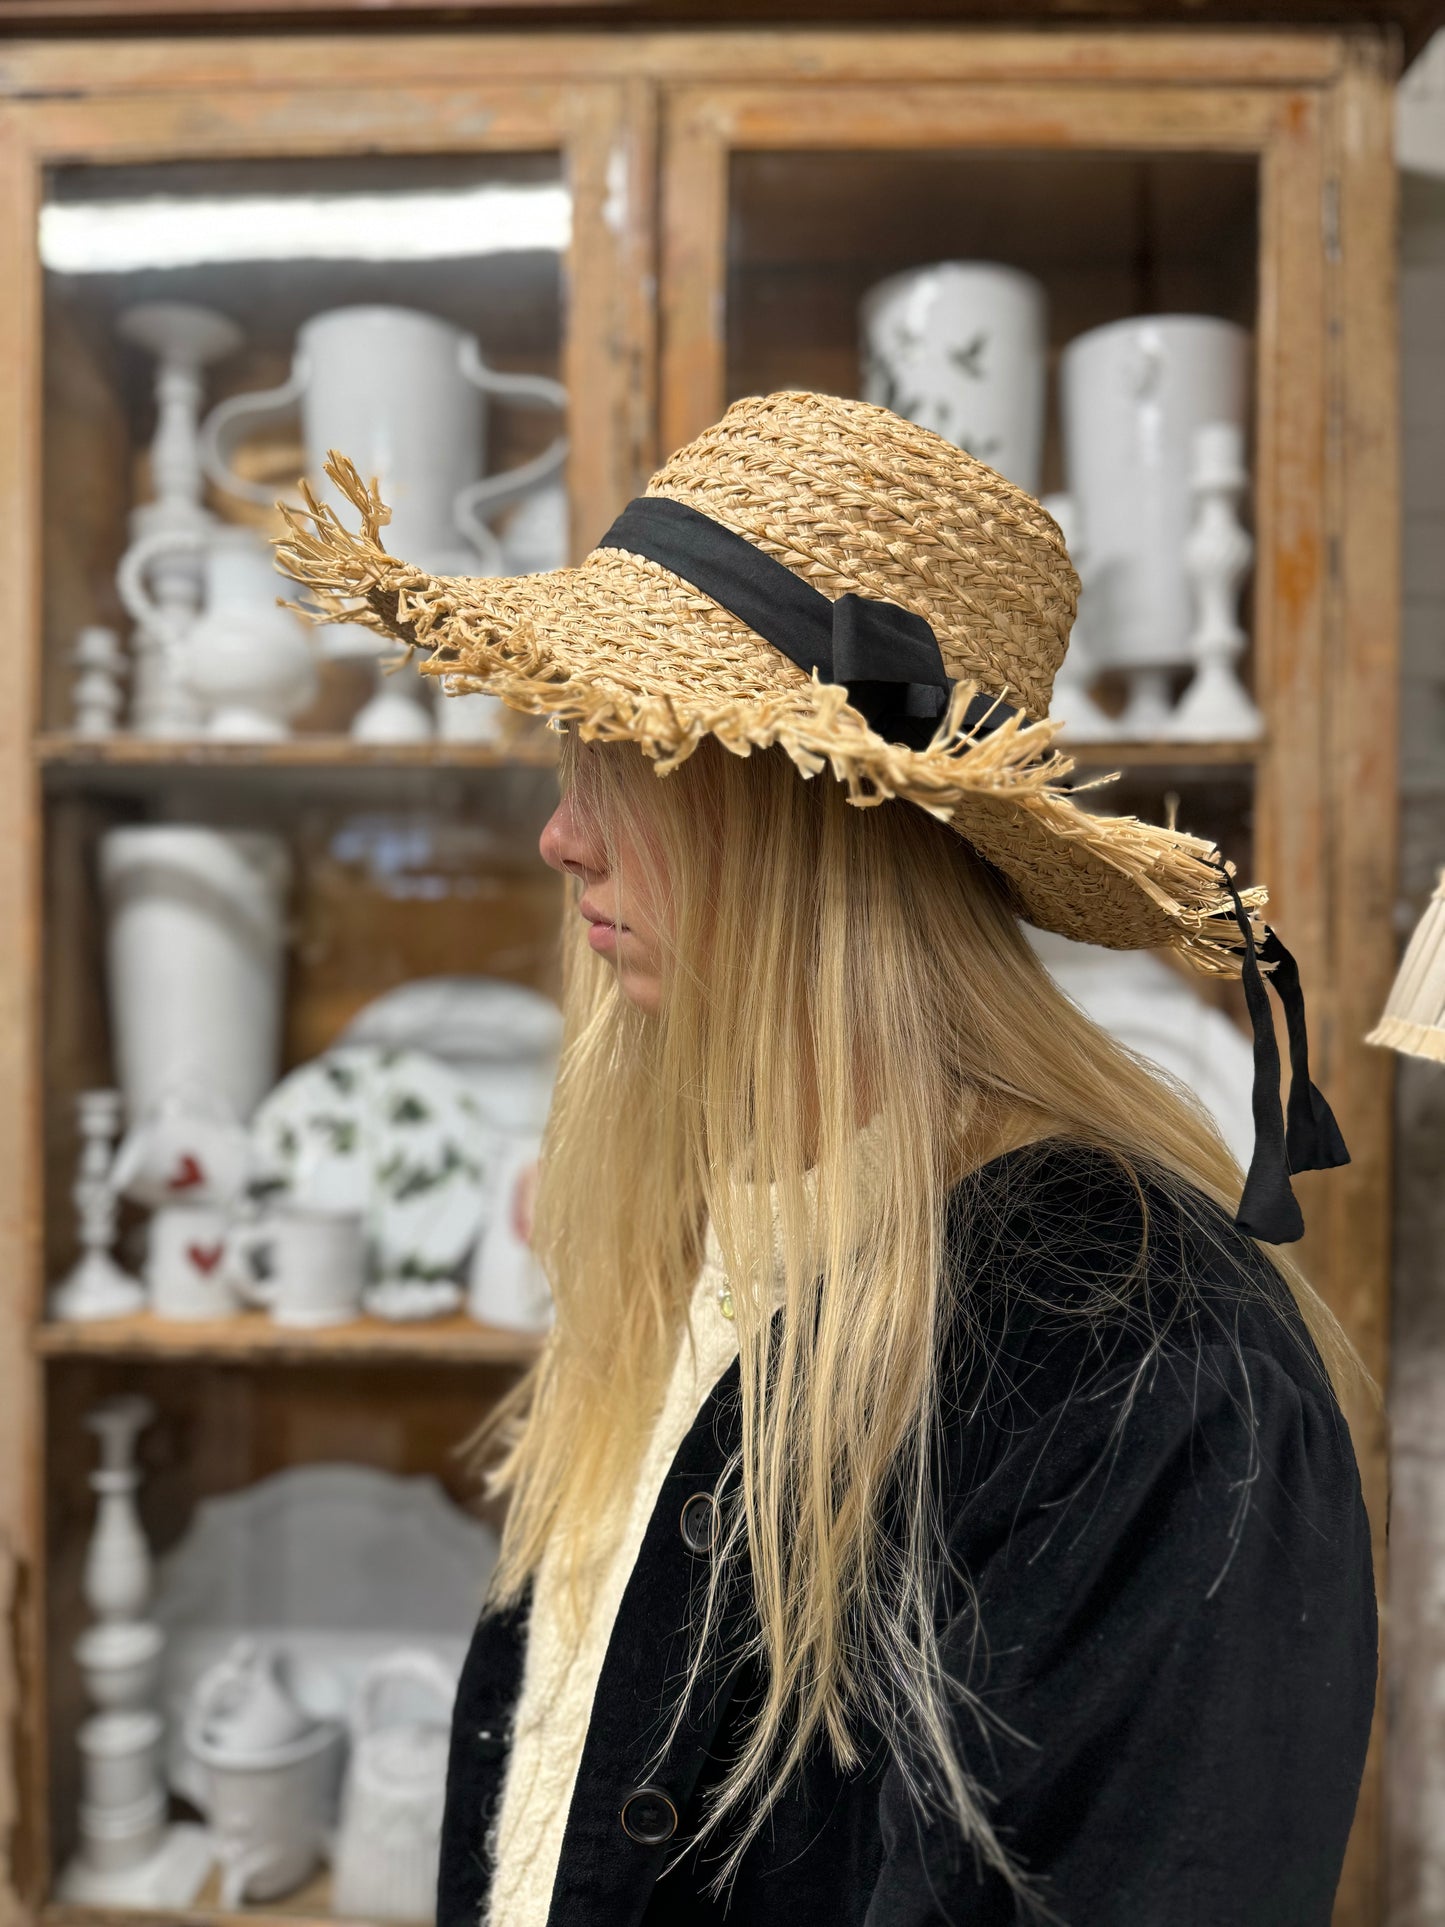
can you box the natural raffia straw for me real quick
[1368,870,1445,1064]
[275,389,1261,973]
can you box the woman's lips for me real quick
[581,901,627,955]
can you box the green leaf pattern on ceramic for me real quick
[249,1045,491,1285]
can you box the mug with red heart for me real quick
[145,1202,240,1321]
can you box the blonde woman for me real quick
[281,392,1375,1926]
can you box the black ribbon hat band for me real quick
[599,495,1014,751]
[1218,866,1350,1244]
[598,494,1348,1245]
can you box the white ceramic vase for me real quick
[860,262,1047,494]
[100,827,291,1125]
[1060,314,1250,737]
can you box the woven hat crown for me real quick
[644,391,1078,719]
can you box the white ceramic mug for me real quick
[145,1202,240,1320]
[227,1206,365,1328]
[860,262,1047,494]
[192,1727,344,1905]
[200,304,567,573]
[1059,313,1250,674]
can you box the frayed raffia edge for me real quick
[275,453,1260,976]
[1366,869,1445,1061]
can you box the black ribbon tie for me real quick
[597,495,1010,751]
[1220,864,1349,1244]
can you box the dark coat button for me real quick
[475,1722,512,1763]
[620,1786,678,1845]
[679,1492,718,1555]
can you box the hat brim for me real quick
[278,459,1256,974]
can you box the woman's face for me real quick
[540,787,668,1015]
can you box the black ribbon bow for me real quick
[1219,864,1350,1244]
[598,495,994,750]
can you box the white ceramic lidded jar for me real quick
[860,262,1048,496]
[1059,314,1250,734]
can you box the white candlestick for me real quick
[1167,422,1263,742]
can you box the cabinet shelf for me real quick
[37,733,558,774]
[46,1858,336,1924]
[1059,738,1262,770]
[35,733,1258,779]
[34,1308,543,1368]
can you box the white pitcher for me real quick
[331,1649,457,1921]
[200,304,567,574]
[860,262,1047,495]
[118,525,317,741]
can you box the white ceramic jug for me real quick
[200,304,567,574]
[860,262,1047,495]
[1060,314,1250,711]
[118,525,316,741]
[331,1649,457,1922]
[100,826,291,1125]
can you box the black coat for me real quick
[437,1143,1376,1927]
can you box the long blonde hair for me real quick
[480,733,1351,1892]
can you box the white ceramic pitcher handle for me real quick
[116,526,207,632]
[353,1648,458,1738]
[221,1219,277,1309]
[454,338,568,570]
[218,1842,277,1909]
[200,357,310,508]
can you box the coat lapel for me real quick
[436,1585,531,1926]
[543,1356,751,1927]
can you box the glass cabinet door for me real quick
[0,71,644,1917]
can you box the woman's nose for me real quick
[539,794,602,881]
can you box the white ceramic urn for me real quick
[201,304,567,576]
[100,826,291,1125]
[860,262,1048,494]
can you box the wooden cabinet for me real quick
[0,26,1399,1925]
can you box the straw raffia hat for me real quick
[277,389,1259,975]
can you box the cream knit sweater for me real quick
[483,1230,742,1926]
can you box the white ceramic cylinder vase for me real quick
[860,262,1047,494]
[1060,314,1250,678]
[100,827,291,1125]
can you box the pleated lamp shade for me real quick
[1369,870,1445,1064]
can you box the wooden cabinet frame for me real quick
[0,27,1398,1925]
